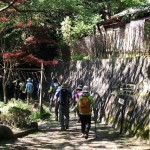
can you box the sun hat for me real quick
[82,85,90,93]
[76,85,83,90]
[62,82,68,88]
[27,78,31,82]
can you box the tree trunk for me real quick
[39,62,44,114]
[2,82,7,104]
[3,62,7,103]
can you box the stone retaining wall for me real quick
[46,57,150,139]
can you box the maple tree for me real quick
[0,0,60,65]
[0,0,149,103]
[0,0,59,102]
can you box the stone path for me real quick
[0,111,149,150]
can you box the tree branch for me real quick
[0,0,18,13]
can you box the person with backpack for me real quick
[37,82,41,100]
[72,85,95,139]
[48,78,59,111]
[18,79,26,101]
[72,85,83,123]
[56,82,73,131]
[6,79,14,101]
[53,85,61,121]
[13,79,20,100]
[25,78,34,104]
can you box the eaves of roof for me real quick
[112,6,150,19]
[100,5,150,27]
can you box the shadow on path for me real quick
[0,111,149,150]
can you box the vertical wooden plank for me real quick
[39,62,44,114]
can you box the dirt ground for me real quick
[0,110,149,150]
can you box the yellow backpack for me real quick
[78,96,90,114]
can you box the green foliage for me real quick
[0,0,149,61]
[29,111,41,122]
[0,101,31,127]
[7,100,30,110]
[29,110,50,122]
[29,102,51,122]
[61,14,100,44]
[60,16,72,44]
[0,100,50,128]
[145,22,150,36]
[71,53,91,61]
[0,102,5,107]
[120,0,147,6]
[0,100,30,114]
[9,107,31,127]
[71,53,85,60]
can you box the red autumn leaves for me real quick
[3,51,58,66]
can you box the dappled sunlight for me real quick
[0,111,149,150]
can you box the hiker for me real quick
[18,79,26,101]
[72,85,83,123]
[13,79,20,100]
[72,85,95,139]
[56,82,73,131]
[48,78,59,111]
[25,78,34,103]
[53,85,61,121]
[37,82,41,100]
[6,79,14,101]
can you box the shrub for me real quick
[0,100,50,129]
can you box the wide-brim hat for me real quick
[82,85,90,93]
[27,78,31,82]
[76,85,82,90]
[62,83,68,88]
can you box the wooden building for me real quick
[71,6,150,58]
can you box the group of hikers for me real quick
[48,78,96,139]
[5,78,34,103]
[3,77,96,139]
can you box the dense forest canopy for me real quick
[0,0,149,103]
[0,0,149,64]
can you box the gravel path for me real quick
[0,111,149,150]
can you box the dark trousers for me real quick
[59,105,69,129]
[19,91,26,100]
[55,102,59,119]
[49,92,55,111]
[14,88,19,100]
[80,114,91,134]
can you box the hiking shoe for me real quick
[81,133,85,138]
[78,133,85,138]
[84,130,88,139]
